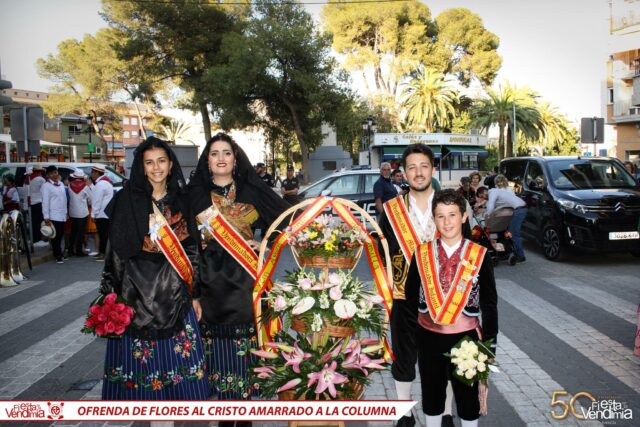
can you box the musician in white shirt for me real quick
[90,165,113,261]
[41,165,68,264]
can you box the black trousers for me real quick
[50,221,66,259]
[69,216,88,255]
[390,298,418,382]
[95,218,109,255]
[417,327,480,421]
[30,203,43,242]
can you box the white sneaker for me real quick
[34,240,49,247]
[89,251,99,256]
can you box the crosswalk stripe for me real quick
[0,280,44,300]
[541,276,637,325]
[494,333,602,426]
[0,316,95,400]
[498,279,640,393]
[0,281,98,337]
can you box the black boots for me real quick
[396,414,415,427]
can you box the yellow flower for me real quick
[174,345,181,353]
[324,241,335,251]
[196,369,204,379]
[309,231,318,239]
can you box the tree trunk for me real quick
[280,96,309,184]
[199,101,212,142]
[506,125,513,158]
[498,123,505,161]
[131,101,146,138]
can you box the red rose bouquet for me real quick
[81,293,135,338]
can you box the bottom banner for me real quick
[1,400,416,422]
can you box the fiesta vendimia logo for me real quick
[4,403,45,419]
[550,391,633,422]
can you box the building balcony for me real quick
[611,99,640,123]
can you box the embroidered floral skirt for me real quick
[102,308,210,400]
[199,322,260,400]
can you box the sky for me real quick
[0,0,622,126]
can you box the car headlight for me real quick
[557,198,586,214]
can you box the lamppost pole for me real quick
[362,115,376,166]
[67,135,74,162]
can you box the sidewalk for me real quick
[20,243,55,271]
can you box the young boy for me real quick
[403,189,498,427]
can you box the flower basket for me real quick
[291,317,355,339]
[296,253,357,269]
[278,381,364,401]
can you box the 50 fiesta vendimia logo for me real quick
[550,391,633,421]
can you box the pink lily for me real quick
[276,378,302,393]
[342,349,371,375]
[282,341,311,373]
[360,338,379,346]
[253,366,276,374]
[307,361,348,398]
[363,358,387,370]
[250,349,279,359]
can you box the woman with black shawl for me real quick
[99,137,209,413]
[189,133,290,422]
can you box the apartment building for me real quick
[605,0,640,164]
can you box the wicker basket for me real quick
[291,317,355,338]
[297,254,357,269]
[278,381,364,401]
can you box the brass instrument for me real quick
[0,210,27,287]
[9,210,26,283]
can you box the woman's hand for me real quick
[192,299,202,321]
[248,239,260,252]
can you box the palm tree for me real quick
[537,102,568,154]
[400,67,458,133]
[471,82,541,159]
[157,119,195,145]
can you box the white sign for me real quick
[373,133,487,147]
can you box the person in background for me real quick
[274,166,283,187]
[483,166,499,189]
[623,161,639,181]
[469,172,482,192]
[473,186,489,226]
[280,165,300,205]
[25,165,47,246]
[374,162,397,214]
[90,165,114,261]
[2,174,20,213]
[255,162,275,188]
[391,168,405,194]
[486,174,528,264]
[68,170,91,257]
[456,176,476,208]
[41,166,67,264]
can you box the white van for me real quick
[0,162,125,209]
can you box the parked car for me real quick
[0,162,125,209]
[299,169,381,219]
[500,156,640,260]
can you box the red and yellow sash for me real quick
[252,196,332,346]
[383,196,420,264]
[416,240,486,325]
[149,204,194,293]
[197,204,259,279]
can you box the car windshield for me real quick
[547,159,636,189]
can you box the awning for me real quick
[444,145,488,157]
[382,145,442,159]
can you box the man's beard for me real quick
[410,180,431,192]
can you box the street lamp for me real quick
[85,115,105,163]
[67,135,74,161]
[362,115,377,166]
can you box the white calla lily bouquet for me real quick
[262,269,386,337]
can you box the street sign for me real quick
[580,117,605,144]
[87,143,95,153]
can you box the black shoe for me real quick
[55,257,64,264]
[396,414,415,427]
[442,414,455,427]
[219,422,251,427]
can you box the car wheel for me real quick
[542,225,564,261]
